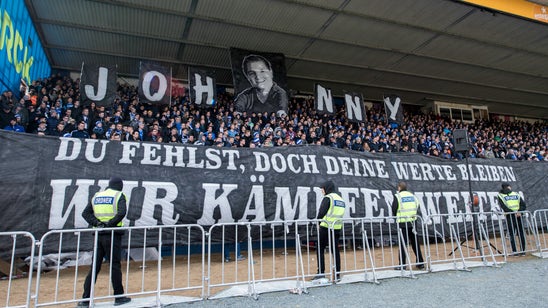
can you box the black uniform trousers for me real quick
[507,213,526,253]
[398,221,424,266]
[317,226,341,275]
[82,232,124,299]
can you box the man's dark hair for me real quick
[320,180,336,194]
[241,54,272,76]
[108,177,123,191]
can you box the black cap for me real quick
[108,176,123,191]
[501,182,511,189]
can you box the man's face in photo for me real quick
[245,60,273,93]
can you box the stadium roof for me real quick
[25,0,548,119]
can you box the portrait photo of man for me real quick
[231,49,289,117]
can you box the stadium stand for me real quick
[2,73,547,162]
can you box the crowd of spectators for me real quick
[1,73,546,162]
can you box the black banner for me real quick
[383,95,404,126]
[139,62,171,105]
[1,130,547,252]
[344,92,366,123]
[188,66,216,107]
[80,63,117,107]
[314,83,335,115]
[230,48,289,117]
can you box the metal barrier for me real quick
[330,216,428,284]
[206,220,318,299]
[206,223,255,299]
[205,217,417,298]
[533,209,548,258]
[205,217,423,298]
[34,224,206,307]
[424,212,504,272]
[5,212,548,306]
[495,211,537,257]
[0,231,36,308]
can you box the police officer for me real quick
[497,182,527,255]
[78,177,131,307]
[392,181,424,270]
[313,180,346,282]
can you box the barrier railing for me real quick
[33,224,206,307]
[206,223,254,299]
[0,231,36,308]
[495,211,537,257]
[329,216,428,284]
[205,216,426,298]
[4,212,547,306]
[533,209,548,258]
[423,212,504,272]
[327,218,378,284]
[206,220,319,299]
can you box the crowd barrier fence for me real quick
[496,211,537,257]
[0,231,36,308]
[206,220,318,299]
[424,212,508,272]
[328,216,427,283]
[33,224,206,307]
[533,209,548,258]
[1,212,547,307]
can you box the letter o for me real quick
[270,153,287,173]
